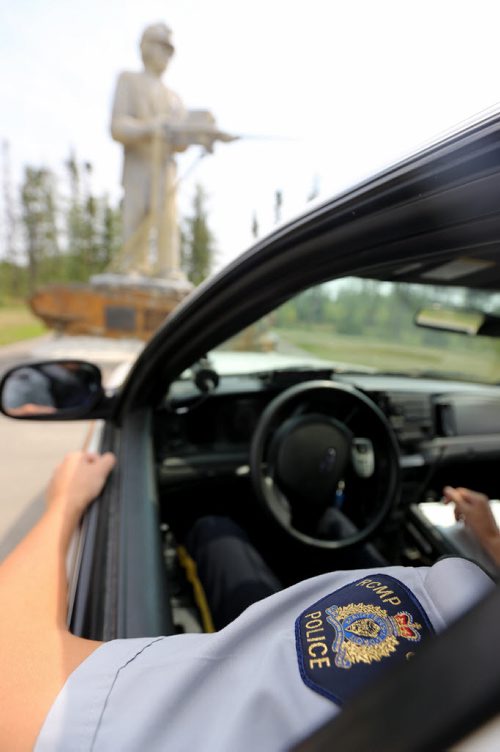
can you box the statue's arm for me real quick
[167,109,238,153]
[110,76,236,153]
[110,72,156,146]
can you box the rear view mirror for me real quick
[415,306,500,337]
[0,360,103,420]
[415,306,485,335]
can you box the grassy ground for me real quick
[0,304,47,346]
[276,325,500,383]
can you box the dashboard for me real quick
[153,369,500,575]
[155,370,500,480]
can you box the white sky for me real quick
[2,0,500,270]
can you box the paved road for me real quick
[0,334,142,560]
[0,417,90,560]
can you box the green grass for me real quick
[0,304,47,346]
[275,325,500,383]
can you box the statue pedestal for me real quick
[29,273,194,341]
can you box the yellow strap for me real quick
[177,545,216,633]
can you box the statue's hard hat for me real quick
[140,23,175,52]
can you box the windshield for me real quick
[214,277,500,384]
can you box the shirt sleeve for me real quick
[33,560,494,752]
[34,637,164,752]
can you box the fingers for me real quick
[443,486,479,505]
[82,451,116,480]
[50,451,116,500]
[459,488,489,506]
[45,451,116,523]
[442,485,494,528]
[443,486,473,522]
[443,486,464,505]
[78,451,115,468]
[443,487,467,520]
[98,452,116,477]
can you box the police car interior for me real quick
[3,112,500,749]
[156,268,500,596]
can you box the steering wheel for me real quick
[250,380,401,550]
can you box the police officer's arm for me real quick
[0,451,115,752]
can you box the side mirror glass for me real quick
[0,360,103,419]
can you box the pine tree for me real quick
[274,190,283,225]
[20,166,59,294]
[99,196,122,272]
[251,212,259,239]
[307,175,320,202]
[64,155,122,280]
[65,153,87,280]
[181,184,216,285]
[1,140,20,299]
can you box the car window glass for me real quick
[205,277,500,385]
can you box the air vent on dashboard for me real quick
[434,400,456,436]
[433,394,500,437]
[375,392,434,446]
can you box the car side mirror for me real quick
[0,360,104,420]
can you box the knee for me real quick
[186,516,247,553]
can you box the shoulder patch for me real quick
[295,573,434,705]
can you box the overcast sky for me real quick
[2,0,500,270]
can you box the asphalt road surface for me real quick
[0,334,142,561]
[0,416,90,560]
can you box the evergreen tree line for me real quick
[1,150,215,302]
[275,279,500,353]
[1,155,121,300]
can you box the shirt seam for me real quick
[90,636,165,751]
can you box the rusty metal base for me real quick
[29,275,193,341]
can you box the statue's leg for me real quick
[119,159,153,274]
[157,158,181,278]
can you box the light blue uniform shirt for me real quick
[35,558,492,752]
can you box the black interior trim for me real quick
[116,408,174,637]
[69,421,118,639]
